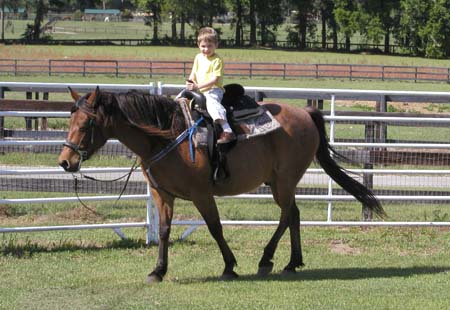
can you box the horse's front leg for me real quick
[146,188,174,284]
[193,195,238,280]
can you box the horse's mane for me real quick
[95,90,185,139]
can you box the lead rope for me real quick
[72,157,140,215]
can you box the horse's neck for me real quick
[111,124,156,160]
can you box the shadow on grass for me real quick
[179,266,450,284]
[0,238,150,258]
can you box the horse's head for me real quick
[58,87,108,172]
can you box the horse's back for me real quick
[213,102,320,196]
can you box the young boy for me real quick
[186,27,236,144]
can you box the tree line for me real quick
[2,0,450,58]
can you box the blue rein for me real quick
[149,116,204,165]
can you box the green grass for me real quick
[0,213,449,309]
[3,44,450,67]
[2,44,450,309]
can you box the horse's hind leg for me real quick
[258,181,303,276]
[283,200,303,273]
[193,195,238,280]
[257,208,289,276]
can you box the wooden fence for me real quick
[1,59,450,83]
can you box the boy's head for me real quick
[197,27,219,46]
[197,27,219,57]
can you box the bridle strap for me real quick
[63,139,88,161]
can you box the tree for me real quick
[396,0,431,56]
[334,0,359,51]
[289,0,316,49]
[228,0,245,46]
[1,0,5,42]
[255,0,286,46]
[422,0,450,58]
[142,0,164,43]
[163,0,185,40]
[360,0,401,53]
[317,0,337,49]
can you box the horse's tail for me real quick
[307,107,386,218]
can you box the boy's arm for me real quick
[195,76,219,91]
[189,57,223,91]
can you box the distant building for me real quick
[83,9,121,22]
[3,7,26,19]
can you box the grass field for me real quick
[2,45,450,309]
[1,197,450,309]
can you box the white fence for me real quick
[2,82,450,243]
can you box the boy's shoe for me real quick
[217,132,236,144]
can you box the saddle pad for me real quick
[234,107,281,141]
[192,106,281,147]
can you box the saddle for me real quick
[177,84,281,182]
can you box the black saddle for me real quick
[181,84,263,124]
[179,84,263,183]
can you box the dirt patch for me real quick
[15,206,106,226]
[336,100,450,115]
[329,240,361,255]
[0,205,11,217]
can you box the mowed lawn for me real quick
[0,225,449,309]
[1,45,450,309]
[1,198,450,309]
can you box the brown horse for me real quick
[58,87,385,283]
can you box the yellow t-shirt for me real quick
[191,53,224,92]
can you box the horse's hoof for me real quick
[281,268,297,276]
[257,265,273,277]
[146,273,163,284]
[220,271,239,281]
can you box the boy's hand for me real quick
[186,79,197,91]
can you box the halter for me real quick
[63,94,97,163]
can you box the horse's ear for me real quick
[87,86,100,107]
[68,86,81,101]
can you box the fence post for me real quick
[83,60,86,77]
[115,60,118,77]
[307,99,323,110]
[0,87,4,138]
[249,63,253,79]
[349,65,353,81]
[42,92,49,130]
[315,64,319,79]
[25,92,32,130]
[376,95,387,143]
[448,68,450,84]
[14,59,17,76]
[363,123,375,221]
[255,91,264,102]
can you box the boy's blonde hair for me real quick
[197,27,219,45]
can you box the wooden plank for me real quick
[0,99,72,111]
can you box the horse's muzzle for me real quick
[58,158,80,172]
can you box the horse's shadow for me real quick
[0,237,148,258]
[179,266,450,284]
[3,240,449,284]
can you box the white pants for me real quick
[204,87,226,121]
[176,87,232,132]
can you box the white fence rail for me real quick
[2,82,450,241]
